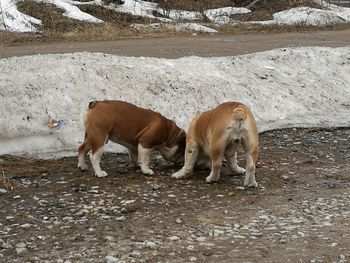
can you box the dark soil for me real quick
[1,127,349,262]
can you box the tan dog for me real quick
[172,102,259,187]
[78,100,186,177]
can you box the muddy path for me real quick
[0,128,349,262]
[1,29,350,59]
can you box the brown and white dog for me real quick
[78,100,186,177]
[172,102,259,187]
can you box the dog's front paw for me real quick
[244,180,258,188]
[95,171,108,178]
[234,166,246,175]
[78,162,88,171]
[172,170,186,179]
[141,167,154,175]
[206,174,219,184]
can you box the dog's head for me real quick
[171,130,186,164]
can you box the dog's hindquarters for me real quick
[232,105,259,187]
[78,103,110,177]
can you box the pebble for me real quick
[196,237,206,242]
[175,218,182,224]
[0,189,7,195]
[152,183,160,191]
[168,236,179,241]
[20,223,32,228]
[15,243,27,254]
[146,241,157,248]
[106,256,120,263]
[116,216,126,222]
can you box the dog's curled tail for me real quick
[88,100,99,109]
[233,107,247,121]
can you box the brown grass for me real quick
[0,0,347,44]
[0,170,14,192]
[217,21,350,35]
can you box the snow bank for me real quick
[33,0,103,23]
[1,46,350,157]
[249,2,350,26]
[0,0,41,32]
[131,22,218,33]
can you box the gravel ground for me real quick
[0,128,349,263]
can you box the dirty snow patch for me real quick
[0,46,350,157]
[0,0,41,32]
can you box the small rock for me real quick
[187,245,195,250]
[152,183,160,191]
[15,243,27,254]
[116,216,126,222]
[20,223,32,229]
[106,255,120,263]
[235,186,245,190]
[0,242,13,250]
[213,229,224,236]
[0,189,7,195]
[131,250,141,257]
[196,236,206,242]
[304,208,312,214]
[280,239,288,244]
[175,218,182,224]
[146,241,157,248]
[168,236,179,241]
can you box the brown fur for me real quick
[78,100,186,176]
[173,102,259,187]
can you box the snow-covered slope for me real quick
[0,46,349,157]
[1,0,350,33]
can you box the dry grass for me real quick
[0,170,14,192]
[0,0,347,44]
[218,21,350,34]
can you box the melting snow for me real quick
[0,46,349,157]
[1,0,349,33]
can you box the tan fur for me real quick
[78,100,186,177]
[172,102,259,187]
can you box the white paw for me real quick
[95,171,108,178]
[244,180,258,188]
[78,163,88,171]
[206,175,219,184]
[141,167,154,175]
[172,170,186,179]
[234,166,246,175]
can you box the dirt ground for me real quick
[1,28,350,59]
[0,127,349,263]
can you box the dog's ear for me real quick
[88,101,98,109]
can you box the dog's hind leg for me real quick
[78,133,91,171]
[224,142,245,175]
[89,133,108,178]
[242,139,258,188]
[206,144,224,183]
[127,148,138,166]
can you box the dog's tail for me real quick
[233,107,247,121]
[88,100,99,109]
